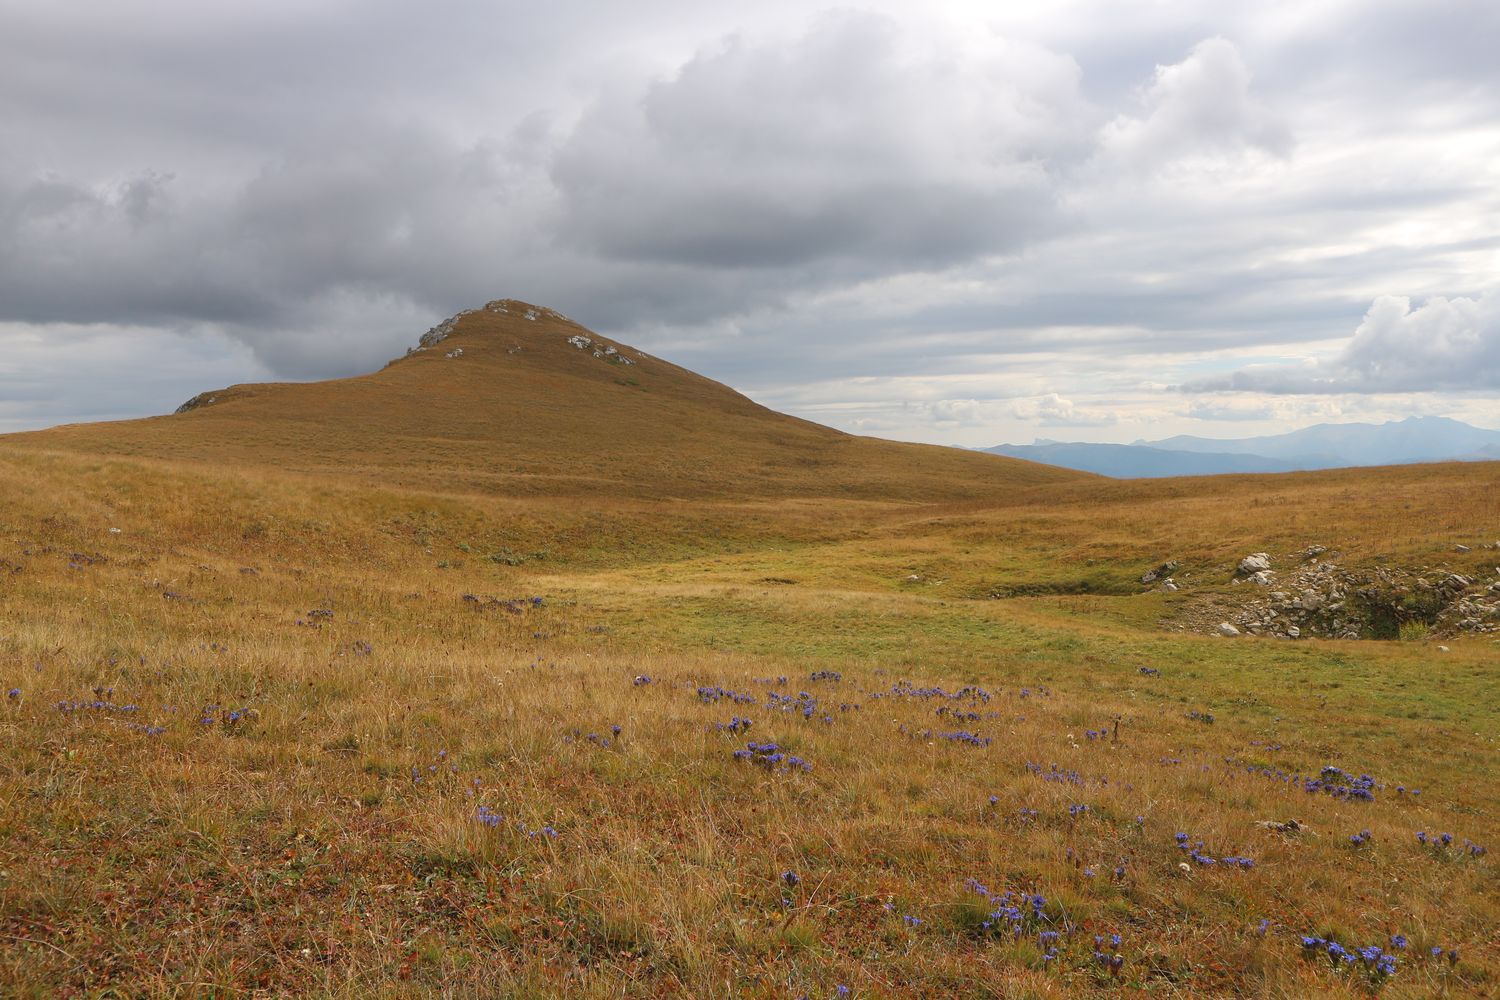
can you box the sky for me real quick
[2,0,1498,444]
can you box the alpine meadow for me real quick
[0,302,1495,997]
[4,2,1500,997]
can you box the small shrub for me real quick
[1398,620,1429,641]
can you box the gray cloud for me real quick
[550,11,1089,270]
[1097,36,1290,168]
[1185,291,1500,394]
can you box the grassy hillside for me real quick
[0,309,1496,997]
[3,300,1080,502]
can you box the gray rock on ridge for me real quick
[174,392,220,414]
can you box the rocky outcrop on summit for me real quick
[174,391,221,414]
[402,298,643,369]
[411,299,580,352]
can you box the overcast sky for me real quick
[2,0,1497,443]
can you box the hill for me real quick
[4,299,1081,502]
[983,416,1500,478]
[982,441,1303,478]
[1141,415,1500,467]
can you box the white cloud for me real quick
[1011,393,1120,427]
[1186,290,1500,393]
[1097,36,1291,169]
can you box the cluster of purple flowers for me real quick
[566,725,623,748]
[632,675,652,686]
[715,716,753,735]
[1026,761,1084,785]
[195,705,254,728]
[875,681,992,703]
[964,880,1050,942]
[1349,829,1373,846]
[934,705,982,722]
[1239,760,1410,804]
[58,697,140,715]
[1174,832,1254,869]
[697,686,755,705]
[1304,765,1378,802]
[766,690,820,719]
[1138,666,1160,676]
[1300,935,1398,977]
[1417,831,1486,857]
[934,730,992,747]
[1092,933,1126,974]
[808,671,841,682]
[732,741,811,773]
[6,688,19,700]
[474,805,556,839]
[1185,710,1215,724]
[53,687,179,735]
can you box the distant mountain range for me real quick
[984,416,1500,478]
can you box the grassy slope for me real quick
[2,301,1079,502]
[0,312,1496,997]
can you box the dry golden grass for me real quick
[0,311,1496,997]
[3,301,1079,502]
